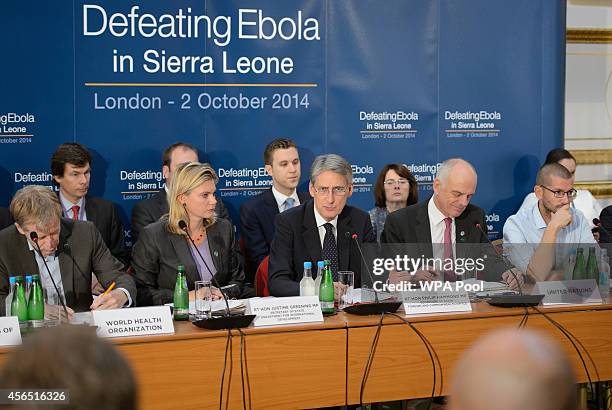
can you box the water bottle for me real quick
[299,261,316,296]
[5,276,16,316]
[599,249,610,298]
[314,261,324,296]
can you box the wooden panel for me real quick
[347,308,612,404]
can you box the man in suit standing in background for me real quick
[382,158,516,286]
[268,154,375,297]
[130,142,229,244]
[239,138,309,282]
[51,142,129,267]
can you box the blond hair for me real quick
[10,185,61,231]
[166,162,219,235]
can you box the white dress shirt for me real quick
[428,197,456,261]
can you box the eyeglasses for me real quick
[384,179,409,186]
[539,185,578,199]
[313,186,349,196]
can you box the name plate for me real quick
[402,290,472,315]
[246,296,323,327]
[93,306,174,338]
[533,279,602,305]
[0,317,21,346]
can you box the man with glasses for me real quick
[503,163,595,281]
[268,154,375,297]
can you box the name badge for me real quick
[402,290,472,315]
[533,279,602,305]
[246,296,323,327]
[93,306,174,338]
[0,317,21,346]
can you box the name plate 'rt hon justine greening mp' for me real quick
[246,296,323,327]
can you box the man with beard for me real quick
[503,163,596,281]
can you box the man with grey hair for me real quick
[504,163,595,281]
[0,185,136,315]
[268,154,375,296]
[382,158,515,285]
[449,328,577,410]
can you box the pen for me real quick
[102,281,116,297]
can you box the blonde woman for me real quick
[132,162,245,306]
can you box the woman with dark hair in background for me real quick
[369,163,418,242]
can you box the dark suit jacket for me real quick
[0,208,12,231]
[239,189,311,281]
[0,219,136,314]
[381,198,506,281]
[131,190,230,244]
[83,196,129,267]
[268,200,375,297]
[132,218,246,306]
[600,205,612,244]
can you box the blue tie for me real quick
[284,197,295,212]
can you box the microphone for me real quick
[179,220,254,330]
[30,231,70,320]
[472,223,543,307]
[342,232,401,316]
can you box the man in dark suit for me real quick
[0,185,135,315]
[382,158,515,285]
[51,142,129,267]
[240,138,309,282]
[0,207,12,230]
[268,154,375,297]
[131,142,229,244]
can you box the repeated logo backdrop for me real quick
[0,0,565,243]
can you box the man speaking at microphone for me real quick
[381,158,516,287]
[0,185,135,316]
[503,163,596,281]
[268,154,375,297]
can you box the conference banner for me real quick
[0,1,565,243]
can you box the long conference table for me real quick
[1,300,611,409]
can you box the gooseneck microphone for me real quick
[30,231,70,319]
[342,232,401,315]
[473,223,544,307]
[179,220,254,330]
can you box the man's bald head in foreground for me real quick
[450,329,577,410]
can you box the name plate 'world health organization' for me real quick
[246,296,323,327]
[93,306,174,338]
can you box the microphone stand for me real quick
[179,220,255,330]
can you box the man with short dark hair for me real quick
[504,162,596,281]
[0,185,135,315]
[0,325,137,410]
[131,142,229,243]
[240,138,309,281]
[51,142,129,267]
[268,154,375,297]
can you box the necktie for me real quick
[322,223,339,281]
[71,205,80,221]
[284,197,295,212]
[443,217,456,282]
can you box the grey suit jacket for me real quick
[132,217,245,306]
[131,191,230,244]
[0,219,136,314]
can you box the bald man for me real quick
[504,163,596,282]
[381,158,515,285]
[450,329,577,410]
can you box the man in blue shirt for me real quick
[503,163,596,281]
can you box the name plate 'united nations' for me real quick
[246,296,323,327]
[533,279,602,305]
[402,290,472,315]
[0,317,21,346]
[93,306,174,338]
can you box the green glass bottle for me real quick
[586,247,599,282]
[173,265,189,321]
[27,274,44,326]
[11,276,28,323]
[319,260,335,314]
[572,248,586,280]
